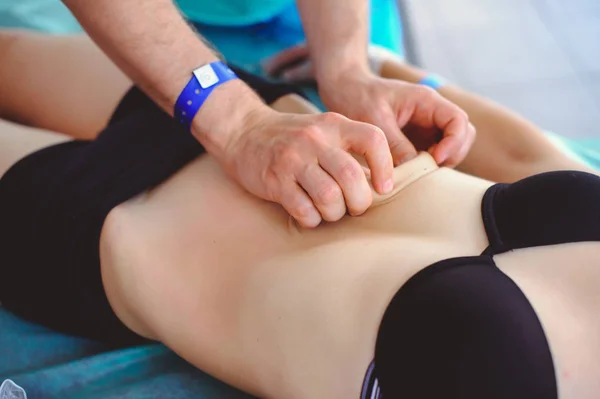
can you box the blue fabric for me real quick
[0,308,252,398]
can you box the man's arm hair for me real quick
[62,0,266,156]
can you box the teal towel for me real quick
[0,308,251,398]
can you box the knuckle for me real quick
[364,127,387,147]
[349,200,370,217]
[316,182,343,205]
[292,202,313,220]
[291,203,321,227]
[299,124,323,142]
[319,112,345,124]
[415,85,437,100]
[338,161,362,183]
[455,108,469,122]
[274,144,300,165]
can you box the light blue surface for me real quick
[0,308,252,398]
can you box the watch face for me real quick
[194,64,220,89]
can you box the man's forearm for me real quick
[63,0,265,154]
[296,0,371,81]
[64,0,218,112]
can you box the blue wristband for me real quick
[418,74,446,91]
[175,61,238,130]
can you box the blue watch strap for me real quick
[175,61,238,130]
[418,74,446,91]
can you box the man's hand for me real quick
[320,71,475,167]
[264,45,476,167]
[220,107,394,228]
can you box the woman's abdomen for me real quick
[100,160,495,398]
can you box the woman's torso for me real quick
[100,153,600,399]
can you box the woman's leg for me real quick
[0,30,131,140]
[269,94,320,114]
[0,118,70,177]
[378,60,598,182]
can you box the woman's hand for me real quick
[263,45,476,167]
[218,105,394,228]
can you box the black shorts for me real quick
[0,67,303,346]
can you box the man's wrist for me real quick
[190,79,267,158]
[316,61,374,100]
[315,58,371,87]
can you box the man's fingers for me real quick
[262,44,309,76]
[443,122,477,167]
[370,108,417,166]
[296,162,347,222]
[388,133,418,166]
[341,120,395,195]
[429,100,470,165]
[318,148,372,216]
[278,181,323,228]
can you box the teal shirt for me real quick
[175,0,295,26]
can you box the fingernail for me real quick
[383,179,394,194]
[437,152,448,165]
